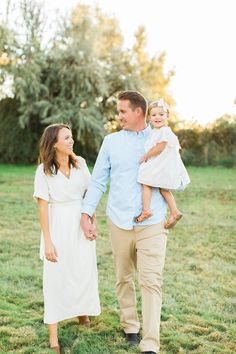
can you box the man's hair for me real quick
[117,91,147,117]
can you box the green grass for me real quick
[0,165,236,354]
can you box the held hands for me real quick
[81,213,97,241]
[45,240,58,262]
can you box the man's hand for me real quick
[81,213,97,241]
[139,154,148,164]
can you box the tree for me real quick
[133,26,175,104]
[0,1,177,163]
[68,5,140,132]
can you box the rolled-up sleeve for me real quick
[82,137,110,217]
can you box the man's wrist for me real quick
[81,213,91,220]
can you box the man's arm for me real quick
[81,137,110,239]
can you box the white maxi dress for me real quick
[137,126,190,190]
[33,157,101,324]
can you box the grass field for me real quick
[0,165,235,354]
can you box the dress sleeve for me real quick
[155,127,180,148]
[33,164,50,202]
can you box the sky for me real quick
[1,0,236,124]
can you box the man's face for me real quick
[117,99,139,131]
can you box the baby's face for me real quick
[149,107,168,129]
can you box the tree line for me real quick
[0,0,235,167]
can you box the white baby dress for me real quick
[137,126,190,190]
[33,156,101,324]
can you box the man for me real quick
[81,91,168,354]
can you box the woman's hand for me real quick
[81,213,97,241]
[45,240,58,262]
[38,199,57,262]
[140,154,148,164]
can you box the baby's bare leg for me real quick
[160,188,183,229]
[135,184,153,222]
[142,184,152,211]
[160,188,179,216]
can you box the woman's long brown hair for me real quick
[39,123,78,176]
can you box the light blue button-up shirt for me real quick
[82,126,167,230]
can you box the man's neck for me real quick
[127,122,148,132]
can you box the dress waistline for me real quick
[49,199,82,206]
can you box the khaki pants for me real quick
[107,218,168,353]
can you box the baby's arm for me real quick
[140,141,167,163]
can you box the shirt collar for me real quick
[124,125,151,137]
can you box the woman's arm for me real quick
[38,199,58,262]
[140,141,167,163]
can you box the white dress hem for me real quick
[44,310,101,324]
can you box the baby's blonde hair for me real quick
[148,98,169,116]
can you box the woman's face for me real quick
[54,127,74,156]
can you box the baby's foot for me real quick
[173,210,183,220]
[135,210,153,223]
[164,212,183,229]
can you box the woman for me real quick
[33,123,100,353]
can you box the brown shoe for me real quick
[78,315,90,327]
[125,333,139,346]
[135,210,153,223]
[164,212,183,229]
